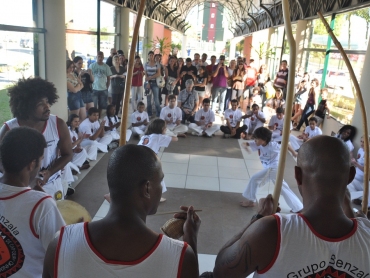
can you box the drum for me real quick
[160,218,185,239]
[56,200,92,225]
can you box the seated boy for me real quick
[160,95,188,137]
[220,99,243,138]
[189,98,220,137]
[131,101,149,137]
[289,117,322,157]
[241,103,266,139]
[268,107,292,142]
[79,107,113,153]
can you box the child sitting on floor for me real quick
[131,101,149,137]
[240,127,303,213]
[104,104,132,146]
[241,103,266,139]
[268,107,292,142]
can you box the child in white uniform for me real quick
[131,101,149,137]
[241,127,303,213]
[268,107,292,142]
[348,136,370,204]
[160,95,188,137]
[241,103,266,139]
[79,107,113,153]
[220,99,243,138]
[188,98,220,137]
[289,117,322,157]
[138,119,178,202]
[335,125,356,158]
[104,105,132,144]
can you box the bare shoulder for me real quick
[56,117,70,137]
[180,244,198,278]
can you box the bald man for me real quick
[43,145,200,278]
[213,136,370,277]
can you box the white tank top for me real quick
[5,115,60,182]
[56,222,188,278]
[0,183,65,277]
[255,214,370,277]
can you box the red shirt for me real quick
[206,64,214,83]
[132,66,144,86]
[245,66,258,87]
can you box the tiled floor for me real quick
[72,110,303,276]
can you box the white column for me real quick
[182,35,188,57]
[43,0,68,121]
[143,18,154,63]
[352,40,370,143]
[229,38,237,60]
[295,20,307,69]
[119,7,130,56]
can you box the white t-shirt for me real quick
[69,129,79,149]
[304,126,322,138]
[79,118,100,140]
[104,116,120,133]
[0,183,65,277]
[194,109,215,127]
[248,141,281,169]
[160,106,182,129]
[355,147,365,181]
[224,109,243,127]
[336,134,355,153]
[131,111,149,126]
[138,133,172,154]
[269,115,292,132]
[248,111,265,128]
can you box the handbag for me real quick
[156,75,166,88]
[166,77,177,92]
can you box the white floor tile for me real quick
[217,157,246,169]
[189,155,218,166]
[198,254,217,274]
[161,162,188,175]
[244,159,263,170]
[94,200,110,218]
[186,176,219,191]
[220,178,248,193]
[163,173,187,189]
[161,153,189,164]
[218,167,249,180]
[188,164,219,178]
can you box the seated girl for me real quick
[104,104,132,145]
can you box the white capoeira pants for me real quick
[165,124,188,137]
[106,130,132,142]
[242,168,303,212]
[81,134,113,153]
[132,125,146,136]
[161,180,167,194]
[44,176,64,201]
[289,135,304,151]
[347,179,370,201]
[83,144,98,161]
[272,130,283,142]
[61,162,79,184]
[188,123,220,136]
[72,148,88,167]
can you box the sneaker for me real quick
[191,131,198,136]
[160,197,166,202]
[223,134,231,138]
[108,142,119,150]
[73,175,78,182]
[66,186,75,196]
[206,134,212,138]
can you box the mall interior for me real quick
[1,0,370,275]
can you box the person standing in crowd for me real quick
[178,79,198,124]
[201,53,209,67]
[224,59,236,111]
[165,56,180,99]
[66,60,85,120]
[257,64,270,108]
[206,55,217,98]
[214,136,370,278]
[244,59,258,106]
[0,127,65,278]
[73,56,94,118]
[291,80,308,127]
[232,60,247,105]
[194,66,208,109]
[273,60,289,99]
[144,51,162,118]
[131,56,145,112]
[295,78,319,131]
[44,145,200,278]
[211,55,229,114]
[105,48,117,67]
[0,77,73,200]
[89,51,112,116]
[314,88,330,128]
[155,54,166,105]
[110,55,126,116]
[192,53,201,69]
[180,58,197,91]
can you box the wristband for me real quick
[251,214,264,222]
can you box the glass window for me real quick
[66,33,97,67]
[101,1,116,33]
[1,0,34,27]
[65,0,97,31]
[0,31,35,88]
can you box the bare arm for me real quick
[67,80,83,93]
[224,66,229,78]
[180,246,199,278]
[89,121,106,141]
